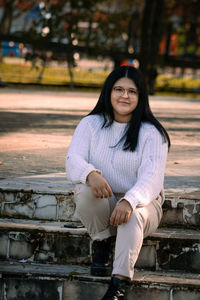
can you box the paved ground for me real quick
[0,87,199,189]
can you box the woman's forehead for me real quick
[113,77,136,88]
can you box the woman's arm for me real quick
[66,117,100,183]
[66,117,112,198]
[121,128,168,210]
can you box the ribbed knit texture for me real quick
[66,114,168,210]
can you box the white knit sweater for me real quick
[66,114,168,210]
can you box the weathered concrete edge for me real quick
[0,218,200,240]
[1,186,200,201]
[0,173,199,199]
[0,219,86,235]
[1,262,200,289]
[0,188,74,196]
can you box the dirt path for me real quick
[0,88,199,188]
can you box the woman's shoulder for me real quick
[140,121,156,131]
[79,114,104,130]
[140,122,162,139]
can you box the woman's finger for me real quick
[102,188,110,198]
[113,212,120,226]
[106,185,112,197]
[110,209,117,226]
[93,187,101,198]
[123,212,130,224]
[117,211,126,226]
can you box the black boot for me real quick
[91,237,112,276]
[101,277,129,300]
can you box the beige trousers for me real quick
[74,184,164,280]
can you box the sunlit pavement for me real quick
[0,88,199,189]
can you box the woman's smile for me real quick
[118,101,131,104]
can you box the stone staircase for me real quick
[0,174,200,300]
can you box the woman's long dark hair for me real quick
[89,66,170,151]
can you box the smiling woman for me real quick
[66,65,170,300]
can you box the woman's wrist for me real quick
[86,170,101,182]
[118,198,133,212]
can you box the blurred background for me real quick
[0,0,200,96]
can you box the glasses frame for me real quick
[112,86,138,98]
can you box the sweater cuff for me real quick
[80,165,102,184]
[118,196,138,211]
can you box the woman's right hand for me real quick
[87,172,112,199]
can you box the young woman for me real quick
[66,66,170,300]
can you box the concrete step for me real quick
[0,218,200,273]
[0,174,78,222]
[161,189,200,228]
[0,261,200,300]
[0,174,200,228]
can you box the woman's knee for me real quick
[74,183,111,216]
[74,183,92,201]
[73,184,93,211]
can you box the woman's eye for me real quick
[129,89,137,94]
[114,87,123,92]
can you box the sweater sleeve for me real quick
[66,117,101,184]
[121,128,168,210]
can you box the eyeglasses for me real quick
[112,86,138,98]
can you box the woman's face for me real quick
[111,77,138,123]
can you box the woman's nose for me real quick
[122,89,129,97]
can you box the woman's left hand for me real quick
[110,199,133,226]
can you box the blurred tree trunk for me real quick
[0,0,14,62]
[66,50,74,89]
[86,10,95,53]
[139,0,165,94]
[0,0,14,34]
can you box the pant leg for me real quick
[112,194,163,280]
[74,183,117,240]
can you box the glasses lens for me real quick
[113,87,137,97]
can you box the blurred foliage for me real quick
[156,74,200,90]
[0,0,199,94]
[39,0,200,56]
[1,0,198,57]
[0,62,109,85]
